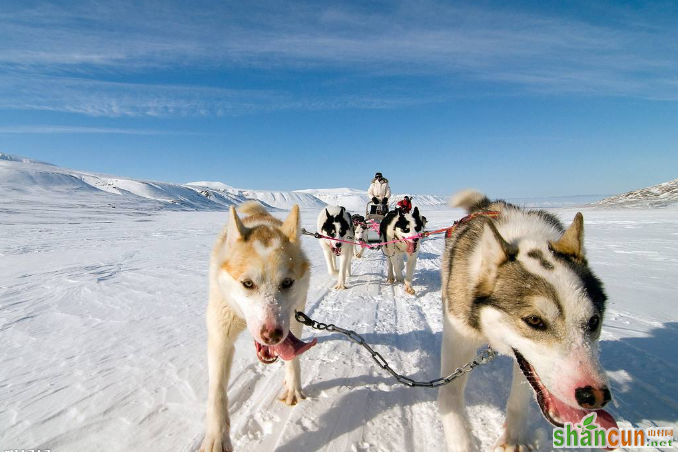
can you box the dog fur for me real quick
[352,214,367,258]
[438,190,615,451]
[380,207,425,295]
[201,202,314,452]
[317,206,354,290]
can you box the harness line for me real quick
[302,210,500,249]
[296,210,502,387]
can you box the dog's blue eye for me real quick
[242,280,255,289]
[281,278,294,289]
[524,315,546,330]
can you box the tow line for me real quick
[295,310,497,388]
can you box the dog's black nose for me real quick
[260,326,284,344]
[335,243,342,248]
[575,386,611,409]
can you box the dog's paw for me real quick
[355,253,362,258]
[386,277,395,283]
[334,283,346,290]
[493,443,532,452]
[280,386,306,406]
[404,285,416,295]
[200,432,233,452]
[494,431,533,452]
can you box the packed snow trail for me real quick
[1,208,677,451]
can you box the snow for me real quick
[593,178,678,208]
[295,188,448,212]
[0,154,244,213]
[0,152,55,166]
[1,156,677,451]
[187,182,238,192]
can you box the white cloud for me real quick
[0,0,676,118]
[0,125,204,135]
[0,74,432,117]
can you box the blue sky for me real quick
[0,0,676,196]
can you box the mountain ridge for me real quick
[0,154,446,213]
[592,178,678,208]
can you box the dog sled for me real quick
[351,200,394,248]
[353,197,417,248]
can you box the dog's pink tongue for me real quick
[553,398,618,430]
[270,332,318,361]
[406,241,416,254]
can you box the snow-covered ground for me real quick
[1,198,677,451]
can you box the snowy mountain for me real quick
[0,154,248,217]
[592,178,678,208]
[186,182,328,210]
[0,152,55,166]
[0,153,448,215]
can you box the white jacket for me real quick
[368,178,391,200]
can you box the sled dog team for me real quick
[317,204,425,294]
[201,191,616,452]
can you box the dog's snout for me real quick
[575,385,611,409]
[260,326,284,345]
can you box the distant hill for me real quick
[591,178,678,208]
[0,154,447,214]
[0,154,246,215]
[0,152,55,166]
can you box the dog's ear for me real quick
[550,212,585,260]
[339,206,345,216]
[476,221,517,295]
[227,206,248,245]
[282,204,301,243]
[413,206,420,218]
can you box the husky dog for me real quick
[201,202,317,452]
[380,207,425,295]
[351,214,367,258]
[438,190,617,451]
[317,206,354,290]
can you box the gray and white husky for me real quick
[317,206,354,290]
[438,190,617,451]
[380,207,425,295]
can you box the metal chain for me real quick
[295,310,497,388]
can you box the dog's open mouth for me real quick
[513,350,617,430]
[331,246,342,256]
[405,239,418,255]
[254,332,317,364]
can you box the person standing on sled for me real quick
[368,172,391,215]
[397,195,412,214]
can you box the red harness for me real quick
[444,211,500,238]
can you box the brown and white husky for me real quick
[439,190,617,451]
[201,201,316,452]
